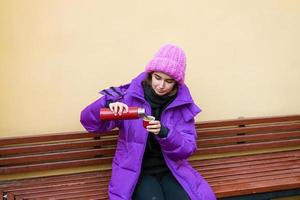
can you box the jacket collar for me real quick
[127,72,195,109]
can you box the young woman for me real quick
[80,44,216,200]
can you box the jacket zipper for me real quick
[129,101,151,198]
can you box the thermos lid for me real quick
[137,107,146,116]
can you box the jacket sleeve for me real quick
[80,85,129,133]
[80,96,118,133]
[157,104,201,161]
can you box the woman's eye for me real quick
[166,80,174,84]
[155,76,161,80]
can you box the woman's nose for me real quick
[159,81,165,88]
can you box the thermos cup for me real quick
[143,115,155,128]
[100,107,146,120]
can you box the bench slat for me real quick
[199,131,300,147]
[0,138,117,157]
[0,140,98,155]
[47,194,108,200]
[196,115,300,128]
[197,123,300,137]
[0,171,111,190]
[0,130,118,146]
[193,150,300,167]
[0,157,113,174]
[0,132,95,146]
[0,148,115,165]
[195,155,299,172]
[201,160,300,179]
[17,186,105,200]
[197,138,300,154]
[48,190,107,200]
[207,168,300,185]
[11,181,103,195]
[70,195,109,200]
[213,176,300,197]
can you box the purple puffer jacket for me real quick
[80,72,216,200]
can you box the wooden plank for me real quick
[207,168,300,185]
[197,139,300,155]
[0,130,118,146]
[46,190,108,200]
[12,182,106,196]
[198,131,300,147]
[52,190,108,200]
[0,148,116,165]
[197,123,300,137]
[4,176,105,193]
[0,140,99,155]
[196,115,300,129]
[63,193,109,200]
[192,150,300,167]
[0,171,110,190]
[195,155,300,172]
[213,176,300,198]
[0,138,118,156]
[0,132,95,146]
[17,186,105,199]
[0,157,113,174]
[201,160,300,179]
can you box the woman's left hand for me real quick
[146,120,161,135]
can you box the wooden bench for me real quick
[1,115,300,200]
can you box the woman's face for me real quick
[151,72,176,96]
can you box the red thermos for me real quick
[100,107,145,120]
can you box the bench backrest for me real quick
[195,115,300,157]
[1,115,300,176]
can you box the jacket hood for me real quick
[127,72,201,116]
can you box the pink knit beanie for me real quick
[145,44,186,85]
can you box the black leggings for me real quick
[132,172,190,200]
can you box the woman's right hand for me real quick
[109,102,129,116]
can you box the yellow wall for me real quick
[1,0,300,136]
